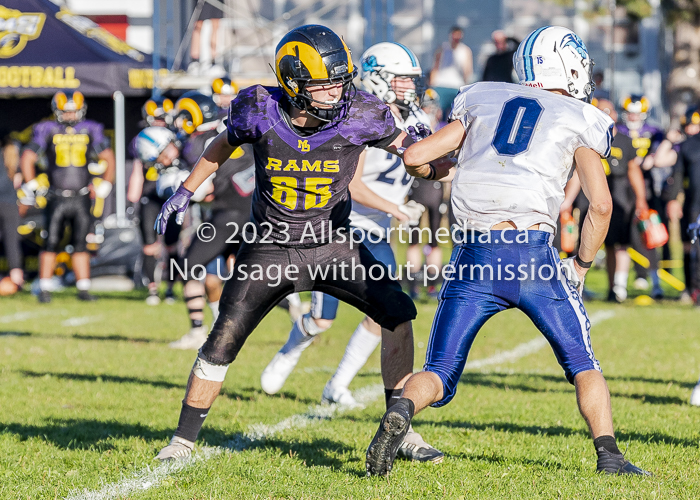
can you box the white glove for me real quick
[93,179,113,199]
[397,200,425,226]
[560,257,585,295]
[17,179,39,206]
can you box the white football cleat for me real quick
[690,382,700,406]
[612,285,628,302]
[146,294,161,306]
[155,436,194,460]
[633,278,649,291]
[260,350,304,395]
[261,320,316,394]
[169,326,208,350]
[321,382,362,408]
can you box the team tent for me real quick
[0,0,171,225]
[0,0,176,285]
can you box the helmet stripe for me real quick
[523,26,548,81]
[275,41,329,81]
[394,42,418,67]
[341,38,354,74]
[177,97,204,133]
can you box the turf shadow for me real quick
[0,331,31,337]
[21,370,184,391]
[244,436,356,471]
[462,371,697,390]
[0,419,183,451]
[230,386,319,406]
[604,375,696,390]
[70,333,171,343]
[4,331,170,343]
[17,371,316,406]
[432,420,700,448]
[452,450,568,470]
[458,372,691,406]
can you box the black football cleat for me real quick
[38,290,51,303]
[366,400,412,476]
[596,449,652,476]
[77,290,97,302]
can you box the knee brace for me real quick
[192,353,230,382]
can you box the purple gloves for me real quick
[154,185,193,235]
[406,123,432,143]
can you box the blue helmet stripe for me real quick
[139,132,158,145]
[394,42,418,67]
[523,26,549,81]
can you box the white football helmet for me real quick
[513,26,594,102]
[360,42,423,108]
[135,127,176,163]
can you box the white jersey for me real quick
[349,107,431,237]
[449,82,613,233]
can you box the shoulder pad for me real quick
[338,90,396,145]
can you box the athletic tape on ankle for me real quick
[192,355,229,382]
[301,313,327,336]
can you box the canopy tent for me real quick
[0,0,160,97]
[0,0,172,225]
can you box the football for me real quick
[0,276,19,296]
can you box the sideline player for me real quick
[258,41,443,463]
[211,76,239,115]
[665,106,700,308]
[618,95,675,297]
[168,94,255,350]
[153,25,448,460]
[20,91,115,303]
[365,26,650,477]
[595,99,648,302]
[131,126,187,304]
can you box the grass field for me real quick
[1,268,699,499]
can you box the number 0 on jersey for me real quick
[492,97,543,156]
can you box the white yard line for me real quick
[66,309,616,500]
[66,385,384,500]
[0,310,52,324]
[61,316,101,327]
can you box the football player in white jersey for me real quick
[259,42,445,463]
[366,26,651,477]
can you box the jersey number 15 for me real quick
[492,97,543,157]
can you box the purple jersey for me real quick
[27,120,109,191]
[226,85,400,245]
[616,122,664,159]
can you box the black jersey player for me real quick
[168,100,255,350]
[20,91,115,303]
[153,25,449,460]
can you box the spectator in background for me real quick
[593,99,648,303]
[664,106,700,307]
[189,0,224,75]
[593,71,610,100]
[0,138,24,295]
[430,26,473,119]
[482,30,518,83]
